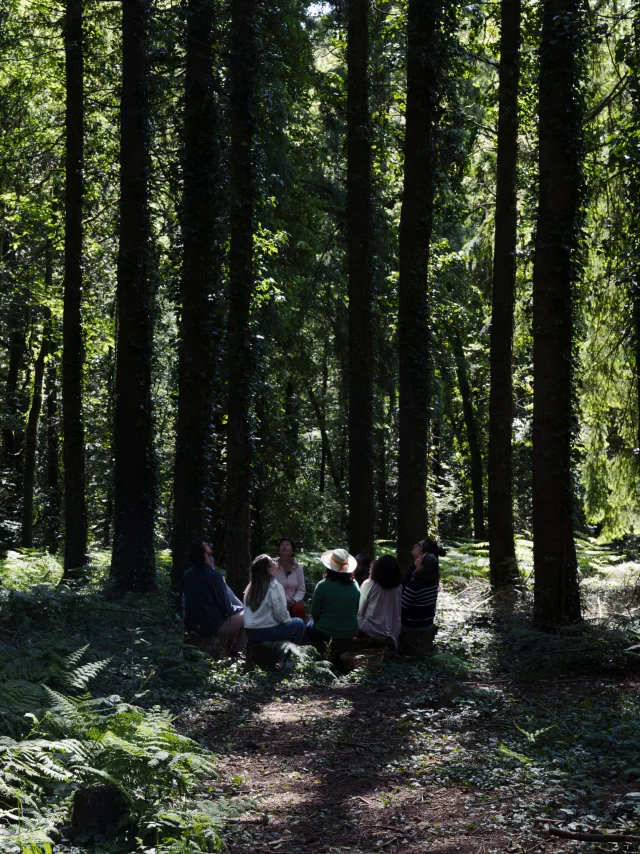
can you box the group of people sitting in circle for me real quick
[182,535,446,657]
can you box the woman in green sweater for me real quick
[304,548,360,643]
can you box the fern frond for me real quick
[61,645,90,671]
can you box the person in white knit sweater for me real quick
[243,554,305,644]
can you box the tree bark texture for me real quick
[454,341,486,540]
[225,0,257,595]
[44,347,61,553]
[62,0,88,571]
[630,14,640,461]
[111,0,156,592]
[319,353,328,493]
[171,0,220,590]
[347,0,374,558]
[376,422,389,542]
[22,307,52,547]
[397,0,438,567]
[488,0,520,585]
[532,0,584,627]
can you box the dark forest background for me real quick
[1,0,639,628]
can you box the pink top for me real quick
[357,579,402,643]
[272,557,306,603]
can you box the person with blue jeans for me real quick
[243,554,305,644]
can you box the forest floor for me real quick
[1,538,640,853]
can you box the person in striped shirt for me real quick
[400,550,440,633]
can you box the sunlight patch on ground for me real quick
[261,697,353,723]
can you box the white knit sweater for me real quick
[244,580,292,629]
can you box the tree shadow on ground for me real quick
[194,601,640,854]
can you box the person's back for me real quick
[312,576,360,639]
[183,562,235,635]
[182,540,245,654]
[358,555,404,643]
[358,579,402,641]
[401,553,439,631]
[243,555,305,645]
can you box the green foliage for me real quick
[0,649,241,853]
[0,552,63,591]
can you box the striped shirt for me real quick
[401,574,438,630]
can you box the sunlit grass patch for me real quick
[0,549,63,590]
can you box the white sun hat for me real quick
[320,548,357,573]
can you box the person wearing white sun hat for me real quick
[303,548,360,643]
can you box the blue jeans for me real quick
[303,620,332,644]
[246,618,305,645]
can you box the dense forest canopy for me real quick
[0,0,638,621]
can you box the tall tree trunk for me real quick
[630,14,640,462]
[252,395,267,556]
[44,344,61,553]
[376,419,389,542]
[453,339,486,540]
[225,0,257,595]
[210,411,227,566]
[397,0,438,567]
[532,0,584,627]
[111,0,156,592]
[347,0,374,557]
[22,306,52,547]
[319,352,328,493]
[62,0,88,572]
[488,0,520,585]
[3,302,26,466]
[284,378,299,483]
[171,0,220,590]
[102,341,115,548]
[305,380,344,498]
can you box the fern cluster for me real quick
[0,647,243,854]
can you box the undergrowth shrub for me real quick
[0,648,243,854]
[0,552,63,591]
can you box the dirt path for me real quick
[179,591,640,854]
[190,679,558,854]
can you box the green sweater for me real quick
[311,577,360,638]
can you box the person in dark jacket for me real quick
[182,540,246,655]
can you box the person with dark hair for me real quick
[272,538,306,621]
[304,548,360,643]
[182,539,246,655]
[401,551,440,633]
[357,554,404,644]
[407,537,447,584]
[243,554,305,644]
[354,553,372,587]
